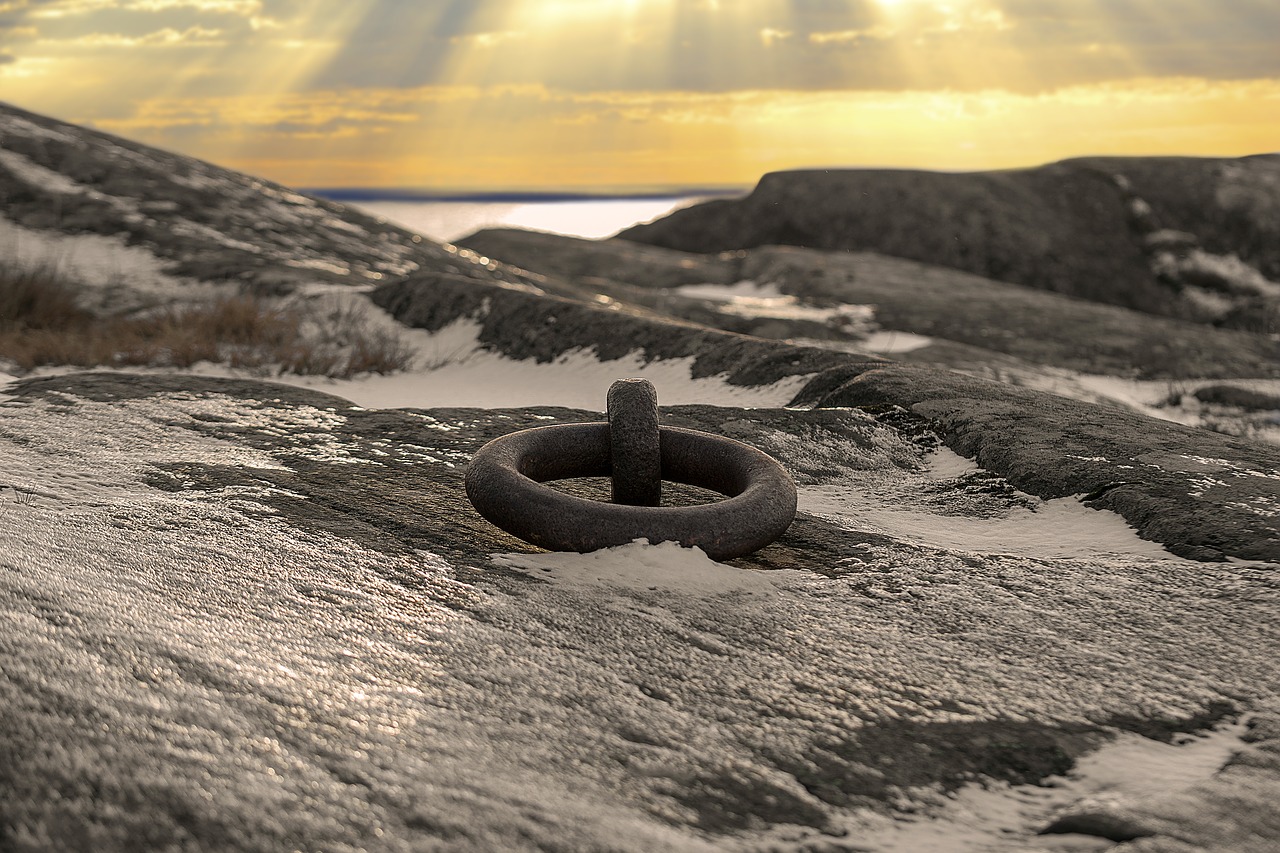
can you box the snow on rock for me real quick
[675,279,873,324]
[0,215,221,312]
[282,314,810,410]
[1153,247,1280,299]
[858,329,935,353]
[0,147,87,195]
[808,362,1280,563]
[805,719,1255,853]
[493,539,791,597]
[371,273,867,401]
[802,484,1175,561]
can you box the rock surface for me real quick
[617,156,1280,328]
[457,230,1280,381]
[459,227,736,290]
[2,372,1279,852]
[3,102,1280,852]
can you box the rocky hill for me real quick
[3,104,1280,852]
[462,228,1280,381]
[0,101,538,309]
[618,156,1280,330]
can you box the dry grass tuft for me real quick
[0,262,93,331]
[0,261,412,378]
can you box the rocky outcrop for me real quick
[740,246,1280,379]
[448,229,1280,381]
[618,156,1280,326]
[1104,155,1280,284]
[374,272,1280,562]
[800,362,1280,562]
[0,101,538,302]
[3,371,1279,851]
[370,272,866,387]
[459,227,735,290]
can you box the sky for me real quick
[1,0,1278,191]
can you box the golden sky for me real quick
[2,0,1278,190]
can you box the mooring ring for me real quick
[465,422,797,560]
[608,378,661,507]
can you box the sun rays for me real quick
[1,0,1276,189]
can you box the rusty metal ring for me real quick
[464,385,796,560]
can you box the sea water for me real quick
[326,196,719,242]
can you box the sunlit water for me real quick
[347,197,714,242]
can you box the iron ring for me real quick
[465,423,797,560]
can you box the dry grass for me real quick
[0,263,90,330]
[0,261,412,378]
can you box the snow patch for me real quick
[0,148,86,195]
[0,217,215,311]
[280,314,810,411]
[967,367,1280,446]
[675,279,870,323]
[925,447,981,480]
[795,719,1252,853]
[801,483,1174,561]
[287,257,352,276]
[861,329,935,353]
[676,279,874,325]
[492,539,790,596]
[1155,247,1280,298]
[674,281,934,353]
[168,218,265,254]
[676,280,785,301]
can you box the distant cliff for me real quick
[619,156,1280,328]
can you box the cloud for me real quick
[8,0,1255,99]
[126,76,1280,190]
[0,47,14,60]
[758,27,792,46]
[808,26,894,45]
[0,1,38,41]
[931,4,1012,35]
[126,0,259,10]
[29,0,261,17]
[7,0,1280,141]
[448,29,523,48]
[39,23,224,45]
[93,87,431,133]
[0,25,37,45]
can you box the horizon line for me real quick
[306,187,750,203]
